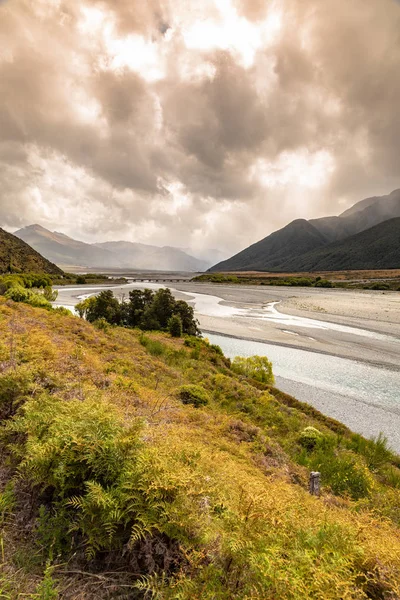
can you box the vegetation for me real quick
[76,288,200,336]
[193,271,400,290]
[0,298,399,598]
[0,228,62,275]
[231,355,274,384]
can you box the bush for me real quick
[231,355,274,384]
[299,427,324,450]
[314,279,333,288]
[178,384,210,407]
[139,334,167,357]
[168,314,183,338]
[76,276,87,284]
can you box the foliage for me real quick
[178,384,210,407]
[0,228,62,276]
[0,299,399,599]
[168,314,183,337]
[231,355,275,384]
[77,287,201,336]
[299,426,324,450]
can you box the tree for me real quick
[76,291,121,325]
[231,355,274,385]
[174,300,200,337]
[168,314,182,337]
[149,289,175,329]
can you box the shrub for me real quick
[314,279,333,288]
[76,276,87,284]
[93,317,110,332]
[299,426,324,450]
[139,335,167,357]
[168,314,183,337]
[231,355,274,384]
[178,384,210,407]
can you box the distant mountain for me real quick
[0,228,63,275]
[210,189,400,272]
[15,225,208,272]
[284,218,400,271]
[209,219,328,272]
[15,225,118,269]
[94,241,208,272]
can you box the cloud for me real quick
[0,0,399,254]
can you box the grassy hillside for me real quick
[0,299,400,598]
[284,218,400,272]
[0,228,63,275]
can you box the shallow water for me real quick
[206,333,400,414]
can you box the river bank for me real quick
[55,282,400,451]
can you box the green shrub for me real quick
[231,355,274,384]
[93,317,110,332]
[299,426,324,450]
[168,314,183,337]
[139,335,167,357]
[306,448,374,499]
[76,276,87,284]
[178,384,210,407]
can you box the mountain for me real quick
[94,241,209,272]
[209,219,328,272]
[210,189,400,272]
[283,218,400,271]
[14,225,119,269]
[310,189,400,242]
[0,227,63,275]
[15,225,208,271]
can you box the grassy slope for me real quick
[0,228,63,275]
[0,299,399,599]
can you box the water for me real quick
[206,333,400,414]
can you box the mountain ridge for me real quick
[0,227,63,275]
[15,225,209,272]
[210,189,400,272]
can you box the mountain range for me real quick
[0,228,62,275]
[210,189,400,272]
[14,225,213,272]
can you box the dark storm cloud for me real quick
[0,0,400,251]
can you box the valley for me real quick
[55,281,400,452]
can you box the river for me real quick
[55,282,400,452]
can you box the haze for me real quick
[1,0,400,254]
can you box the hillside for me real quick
[0,298,399,598]
[0,227,63,275]
[284,218,400,271]
[211,189,400,272]
[210,219,328,272]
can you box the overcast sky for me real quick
[1,0,400,253]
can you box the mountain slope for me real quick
[211,189,400,272]
[15,225,209,271]
[209,219,328,272]
[284,218,400,271]
[14,225,119,269]
[0,227,63,275]
[310,189,400,242]
[95,241,208,271]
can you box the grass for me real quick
[0,297,399,598]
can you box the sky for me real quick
[0,0,400,254]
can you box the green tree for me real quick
[168,314,183,337]
[174,300,200,336]
[231,355,274,384]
